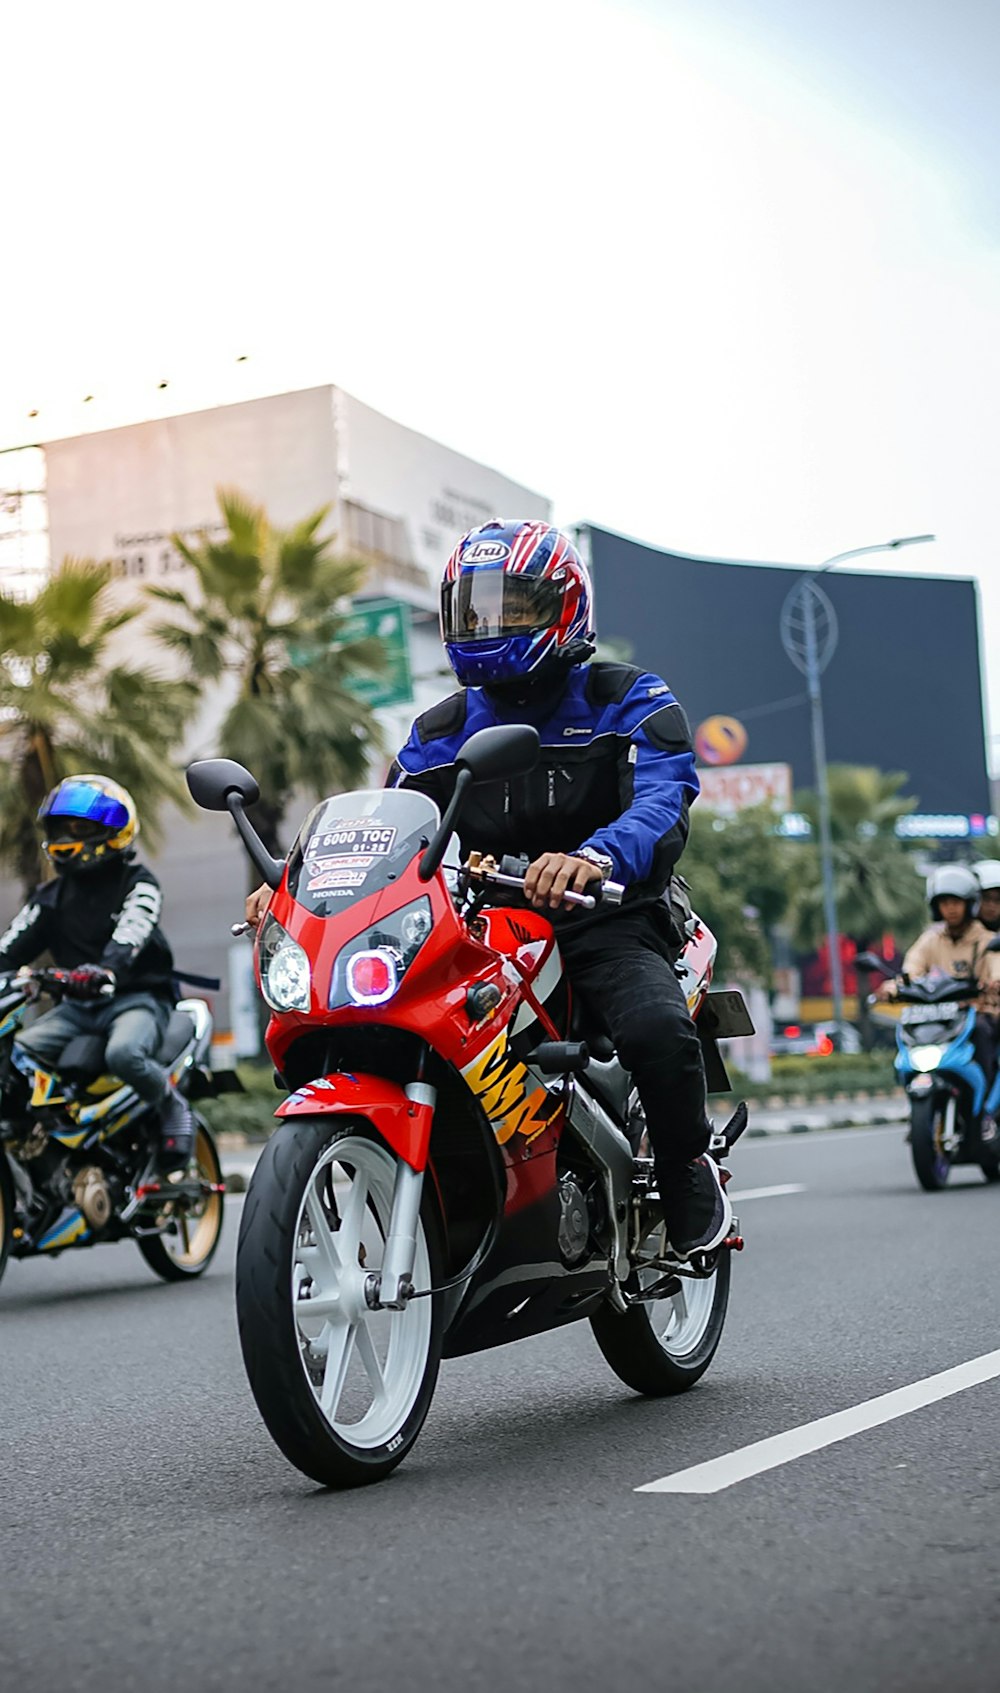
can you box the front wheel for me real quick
[591,1245,731,1395]
[137,1119,225,1281]
[909,1095,954,1192]
[235,1118,443,1489]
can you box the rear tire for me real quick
[980,1152,1000,1183]
[591,1250,731,1395]
[235,1117,443,1489]
[910,1096,954,1192]
[137,1119,225,1281]
[0,1153,13,1290]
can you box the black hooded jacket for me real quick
[0,855,175,1001]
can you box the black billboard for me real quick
[586,525,990,817]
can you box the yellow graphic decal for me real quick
[462,1029,561,1146]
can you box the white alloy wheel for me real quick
[638,1222,720,1362]
[291,1135,434,1448]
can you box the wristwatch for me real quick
[576,846,615,882]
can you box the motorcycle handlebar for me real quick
[467,864,625,912]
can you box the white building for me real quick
[0,386,551,1041]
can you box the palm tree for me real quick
[150,490,385,874]
[0,560,197,892]
[791,766,927,954]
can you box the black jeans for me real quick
[558,905,711,1173]
[974,1014,999,1090]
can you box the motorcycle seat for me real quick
[55,1010,196,1087]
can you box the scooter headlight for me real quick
[258,915,312,1012]
[909,1044,944,1073]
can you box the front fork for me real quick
[365,1080,436,1310]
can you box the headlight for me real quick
[258,915,312,1012]
[909,1044,944,1072]
[330,896,433,1009]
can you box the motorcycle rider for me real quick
[877,865,1000,1107]
[0,775,194,1172]
[247,520,732,1259]
[973,860,1000,935]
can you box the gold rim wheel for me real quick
[158,1125,223,1270]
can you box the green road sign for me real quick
[290,597,413,710]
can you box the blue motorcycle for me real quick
[861,956,1000,1191]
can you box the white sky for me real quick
[3,0,998,754]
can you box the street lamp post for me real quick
[780,534,936,1030]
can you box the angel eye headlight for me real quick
[330,896,433,1010]
[258,915,311,1012]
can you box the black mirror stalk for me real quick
[226,794,285,890]
[419,768,474,882]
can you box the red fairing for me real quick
[276,1073,433,1171]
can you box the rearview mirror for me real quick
[854,951,893,976]
[186,758,283,889]
[186,759,261,812]
[456,724,540,784]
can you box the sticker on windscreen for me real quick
[304,823,397,861]
[306,869,368,892]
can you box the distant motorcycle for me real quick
[859,952,1000,1191]
[0,968,227,1287]
[188,723,752,1490]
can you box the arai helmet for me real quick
[440,520,594,688]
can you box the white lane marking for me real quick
[728,1183,805,1201]
[637,1348,1000,1495]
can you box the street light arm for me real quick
[816,534,936,575]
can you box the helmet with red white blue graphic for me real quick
[440,520,595,689]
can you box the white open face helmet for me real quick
[926,864,980,917]
[973,860,1000,893]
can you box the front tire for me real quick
[910,1095,954,1192]
[235,1117,443,1489]
[137,1119,225,1281]
[591,1248,731,1395]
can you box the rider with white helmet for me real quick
[878,864,1000,1108]
[973,860,1000,934]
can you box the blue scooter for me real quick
[860,953,1000,1191]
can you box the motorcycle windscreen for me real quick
[285,788,441,916]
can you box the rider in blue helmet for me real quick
[248,519,731,1256]
[0,776,195,1173]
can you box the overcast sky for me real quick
[3,0,998,754]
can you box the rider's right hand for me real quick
[245,883,270,930]
[875,978,899,1001]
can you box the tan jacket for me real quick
[902,920,1000,1008]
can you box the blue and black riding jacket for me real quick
[388,662,700,922]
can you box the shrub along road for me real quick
[3,1125,999,1693]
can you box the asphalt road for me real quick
[4,1125,1000,1693]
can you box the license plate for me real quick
[901,1003,961,1024]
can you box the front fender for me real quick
[275,1071,431,1170]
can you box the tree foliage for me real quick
[0,561,196,892]
[791,765,927,949]
[151,490,385,868]
[681,803,794,983]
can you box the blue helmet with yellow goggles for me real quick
[38,776,138,874]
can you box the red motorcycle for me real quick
[188,725,751,1488]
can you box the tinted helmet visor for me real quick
[442,571,563,645]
